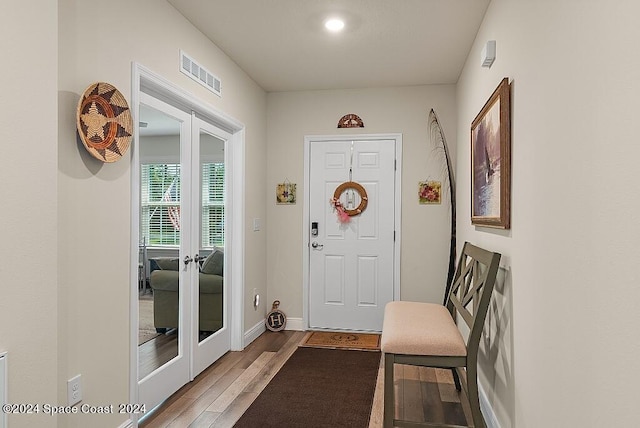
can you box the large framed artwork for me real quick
[471,77,511,229]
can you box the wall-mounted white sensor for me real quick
[481,40,496,68]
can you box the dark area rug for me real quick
[234,347,381,428]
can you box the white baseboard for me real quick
[244,320,266,347]
[479,382,501,428]
[244,317,304,348]
[284,317,305,331]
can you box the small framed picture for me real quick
[418,181,441,204]
[276,182,296,204]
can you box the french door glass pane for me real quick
[138,104,181,380]
[198,130,225,342]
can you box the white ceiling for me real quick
[167,0,491,92]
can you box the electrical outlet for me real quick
[253,288,260,310]
[67,374,82,405]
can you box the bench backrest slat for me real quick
[445,242,501,354]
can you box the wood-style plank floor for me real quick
[139,332,178,380]
[140,331,472,428]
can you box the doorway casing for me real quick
[129,62,245,420]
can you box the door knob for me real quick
[311,241,324,250]
[184,255,193,265]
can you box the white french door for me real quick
[137,93,230,411]
[306,136,401,332]
[137,94,190,411]
[191,116,231,376]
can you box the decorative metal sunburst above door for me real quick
[337,113,364,128]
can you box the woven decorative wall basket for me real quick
[76,82,133,163]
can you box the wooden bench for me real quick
[381,242,501,428]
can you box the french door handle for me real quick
[194,254,202,263]
[184,255,193,265]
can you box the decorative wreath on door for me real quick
[330,181,368,223]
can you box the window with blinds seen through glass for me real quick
[141,163,224,247]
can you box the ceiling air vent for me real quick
[180,50,222,97]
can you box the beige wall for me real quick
[0,2,59,427]
[457,1,640,426]
[56,0,266,426]
[266,86,457,320]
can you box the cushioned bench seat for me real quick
[381,301,466,357]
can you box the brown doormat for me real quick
[234,347,380,428]
[300,331,381,351]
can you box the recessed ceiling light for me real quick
[324,18,345,32]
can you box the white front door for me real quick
[307,136,399,332]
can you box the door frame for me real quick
[302,134,402,330]
[129,62,245,420]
